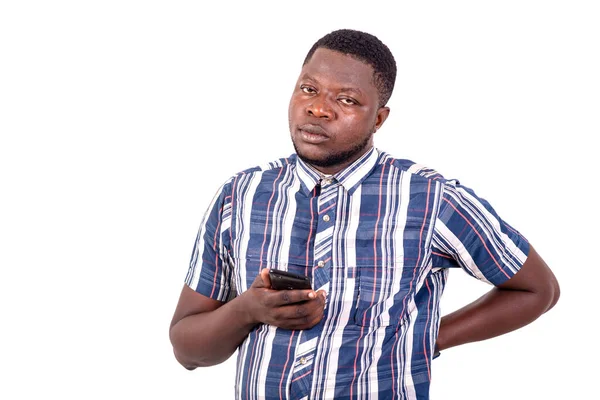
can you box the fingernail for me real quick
[308,292,316,299]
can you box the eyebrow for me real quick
[339,87,363,96]
[300,74,364,97]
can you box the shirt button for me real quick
[323,215,330,222]
[323,179,332,185]
[317,260,325,268]
[300,357,307,365]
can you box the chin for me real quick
[292,140,323,160]
[297,150,325,165]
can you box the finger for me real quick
[316,289,327,301]
[261,268,272,288]
[269,289,316,306]
[315,290,327,307]
[279,308,325,330]
[250,268,271,289]
[275,299,324,320]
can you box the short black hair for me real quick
[303,29,397,107]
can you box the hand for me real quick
[242,268,326,330]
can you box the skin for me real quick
[170,269,326,368]
[436,245,560,353]
[288,48,390,175]
[169,48,560,370]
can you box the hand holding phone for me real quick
[268,269,312,290]
[242,268,324,330]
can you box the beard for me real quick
[292,132,373,169]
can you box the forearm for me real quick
[170,294,257,369]
[436,287,554,352]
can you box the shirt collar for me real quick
[295,147,379,195]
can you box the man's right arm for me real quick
[169,285,254,369]
[169,269,326,369]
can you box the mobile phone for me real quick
[268,269,312,290]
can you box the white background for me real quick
[1,1,598,399]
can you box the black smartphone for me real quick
[269,269,312,290]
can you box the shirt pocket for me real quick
[353,253,424,328]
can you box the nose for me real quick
[306,96,334,120]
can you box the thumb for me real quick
[251,268,272,289]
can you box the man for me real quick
[169,29,560,399]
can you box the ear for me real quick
[374,107,390,132]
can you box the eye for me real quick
[301,85,316,94]
[339,97,358,105]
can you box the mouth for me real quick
[297,124,329,144]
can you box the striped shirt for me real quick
[185,147,529,399]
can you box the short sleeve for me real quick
[184,178,234,302]
[431,180,530,286]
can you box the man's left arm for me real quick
[435,244,560,353]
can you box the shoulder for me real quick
[377,150,455,185]
[219,154,297,191]
[231,154,295,180]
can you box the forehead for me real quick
[300,48,377,94]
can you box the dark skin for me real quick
[169,48,560,370]
[436,245,560,352]
[170,269,326,368]
[288,48,390,174]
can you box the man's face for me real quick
[288,48,390,175]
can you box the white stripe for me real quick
[297,336,318,355]
[381,170,410,322]
[458,186,528,269]
[401,298,419,399]
[444,185,523,274]
[277,178,301,266]
[266,167,295,263]
[341,147,378,190]
[317,186,361,399]
[235,173,261,292]
[436,221,489,283]
[188,180,229,289]
[256,325,278,400]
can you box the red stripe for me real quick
[351,164,387,398]
[505,223,529,242]
[305,186,317,274]
[364,164,386,324]
[247,170,285,400]
[291,368,312,383]
[391,178,432,384]
[432,251,453,259]
[279,331,297,400]
[319,202,336,214]
[414,180,431,289]
[415,181,433,381]
[442,198,510,279]
[398,180,431,328]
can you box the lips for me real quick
[297,124,329,145]
[298,123,328,136]
[297,123,329,144]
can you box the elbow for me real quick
[546,276,560,312]
[173,347,199,370]
[170,324,200,370]
[170,325,218,370]
[172,346,222,369]
[537,274,560,314]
